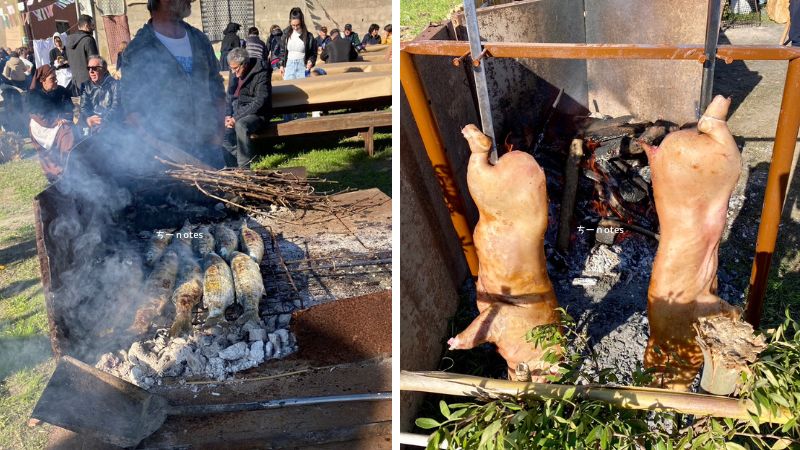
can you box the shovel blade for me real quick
[31,356,169,448]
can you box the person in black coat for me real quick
[321,29,357,63]
[361,24,381,46]
[65,15,98,89]
[223,48,272,167]
[219,22,241,71]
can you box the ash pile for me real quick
[96,219,298,389]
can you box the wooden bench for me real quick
[251,110,391,156]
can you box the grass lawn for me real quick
[0,132,391,449]
[401,0,461,38]
[0,157,54,450]
[251,132,391,196]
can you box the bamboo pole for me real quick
[401,371,793,424]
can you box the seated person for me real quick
[343,24,362,51]
[2,51,28,89]
[28,65,75,181]
[79,55,119,134]
[384,24,392,45]
[361,24,382,46]
[321,29,357,63]
[223,48,272,168]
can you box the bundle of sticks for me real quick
[158,158,342,213]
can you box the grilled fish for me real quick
[175,220,194,247]
[240,222,265,264]
[203,252,234,326]
[130,250,179,334]
[169,257,203,337]
[193,225,215,257]
[144,229,173,267]
[230,251,265,324]
[213,223,238,261]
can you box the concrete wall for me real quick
[93,0,390,62]
[584,0,707,124]
[455,0,588,135]
[399,24,478,431]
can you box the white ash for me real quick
[96,323,298,389]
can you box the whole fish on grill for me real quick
[130,250,179,334]
[230,251,265,325]
[240,222,265,264]
[175,220,194,247]
[169,257,203,337]
[193,225,215,257]
[145,229,173,267]
[213,223,238,261]
[203,252,234,326]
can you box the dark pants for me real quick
[792,0,800,46]
[223,114,266,168]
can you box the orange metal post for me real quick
[400,50,480,277]
[745,57,800,328]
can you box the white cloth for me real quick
[20,57,33,75]
[287,31,305,61]
[30,119,61,151]
[56,67,72,88]
[154,30,193,74]
[32,33,67,67]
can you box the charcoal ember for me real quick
[184,350,207,375]
[268,333,282,357]
[595,226,618,245]
[264,340,275,359]
[248,327,267,342]
[249,341,265,364]
[265,315,278,332]
[627,120,678,155]
[200,340,222,358]
[205,357,226,380]
[594,138,622,161]
[277,313,292,329]
[638,166,652,184]
[219,341,248,360]
[619,179,647,203]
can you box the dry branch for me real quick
[157,158,348,214]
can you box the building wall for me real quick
[93,0,390,63]
[26,1,79,40]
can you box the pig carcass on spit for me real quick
[447,124,561,382]
[642,95,742,390]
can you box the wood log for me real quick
[557,139,583,251]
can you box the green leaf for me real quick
[478,419,502,449]
[439,400,451,419]
[769,439,792,450]
[416,418,441,430]
[724,443,748,450]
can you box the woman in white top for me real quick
[277,7,317,80]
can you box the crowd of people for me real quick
[0,4,389,180]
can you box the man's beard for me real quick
[171,1,191,19]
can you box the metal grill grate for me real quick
[200,0,254,42]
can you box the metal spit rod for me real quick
[699,0,723,116]
[463,0,498,163]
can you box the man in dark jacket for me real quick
[80,55,119,134]
[343,24,361,51]
[223,48,271,168]
[120,0,225,167]
[245,26,267,60]
[66,15,98,89]
[321,29,356,63]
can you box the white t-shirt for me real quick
[154,30,193,74]
[287,31,305,61]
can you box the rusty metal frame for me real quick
[400,42,800,328]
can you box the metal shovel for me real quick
[31,356,390,448]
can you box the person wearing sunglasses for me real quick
[79,55,119,135]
